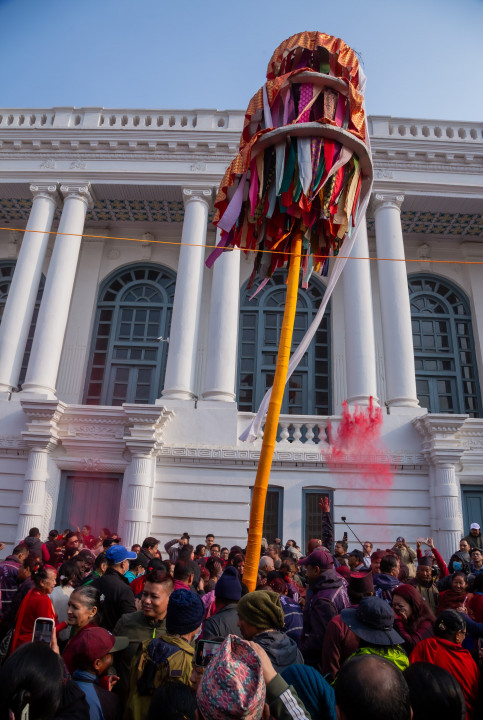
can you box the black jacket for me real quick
[301,569,349,666]
[202,603,241,640]
[91,567,136,631]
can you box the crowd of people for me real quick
[0,504,482,720]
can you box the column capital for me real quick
[123,404,174,455]
[373,193,405,213]
[60,183,95,209]
[182,186,213,209]
[413,414,467,466]
[30,184,61,206]
[20,399,67,452]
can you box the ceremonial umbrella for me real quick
[207,32,373,591]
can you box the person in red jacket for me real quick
[410,610,480,720]
[10,565,58,653]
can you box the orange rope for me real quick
[1,225,482,265]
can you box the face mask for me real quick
[453,562,462,571]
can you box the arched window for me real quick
[0,260,44,388]
[409,274,481,416]
[238,272,331,416]
[85,264,176,406]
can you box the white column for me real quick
[122,454,156,548]
[413,415,466,562]
[432,461,463,561]
[17,448,51,542]
[343,218,378,406]
[374,193,419,408]
[0,185,59,396]
[161,187,211,400]
[21,184,93,398]
[17,399,65,542]
[202,242,240,401]
[120,404,173,546]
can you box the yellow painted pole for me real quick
[243,230,303,591]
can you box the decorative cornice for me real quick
[157,445,425,468]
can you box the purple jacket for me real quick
[0,555,21,617]
[301,568,350,666]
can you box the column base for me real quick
[201,390,237,402]
[18,384,57,401]
[346,395,380,407]
[386,403,427,417]
[159,388,196,402]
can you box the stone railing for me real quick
[0,107,245,133]
[369,116,483,143]
[238,412,332,445]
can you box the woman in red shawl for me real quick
[410,610,480,720]
[438,572,472,613]
[10,566,57,653]
[391,583,435,654]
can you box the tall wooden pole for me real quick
[243,231,303,591]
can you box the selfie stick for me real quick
[340,516,364,548]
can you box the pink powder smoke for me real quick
[324,398,393,489]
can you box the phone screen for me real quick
[194,639,222,667]
[32,618,54,645]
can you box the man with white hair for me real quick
[259,556,275,573]
[464,523,483,550]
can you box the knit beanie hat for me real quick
[236,590,284,630]
[166,589,204,635]
[215,566,242,602]
[281,664,337,720]
[197,635,265,719]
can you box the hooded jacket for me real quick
[301,569,349,666]
[372,573,400,603]
[126,634,194,720]
[410,636,480,720]
[254,629,304,672]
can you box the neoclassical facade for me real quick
[0,108,482,560]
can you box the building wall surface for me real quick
[0,108,482,558]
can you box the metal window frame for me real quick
[409,273,482,417]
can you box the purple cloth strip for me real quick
[205,230,232,268]
[271,92,281,128]
[249,277,270,301]
[335,94,345,127]
[282,85,290,126]
[248,160,259,217]
[217,172,248,233]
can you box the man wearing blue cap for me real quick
[91,544,137,631]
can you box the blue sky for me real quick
[1,0,483,121]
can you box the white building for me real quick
[0,107,482,561]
